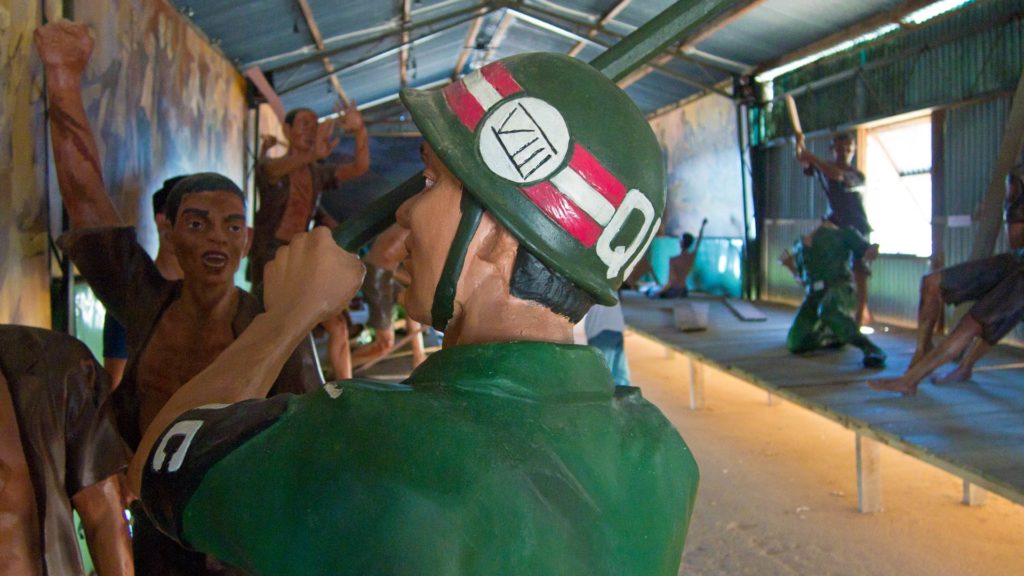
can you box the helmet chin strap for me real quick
[430,189,484,331]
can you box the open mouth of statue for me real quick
[202,251,229,269]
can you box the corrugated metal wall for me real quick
[944,96,1011,260]
[941,94,1023,343]
[760,139,822,305]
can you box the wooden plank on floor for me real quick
[724,298,768,321]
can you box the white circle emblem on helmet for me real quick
[478,97,571,184]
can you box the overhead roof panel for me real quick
[606,0,675,31]
[281,58,403,118]
[273,60,334,96]
[695,0,906,65]
[574,42,605,63]
[307,0,398,42]
[624,70,703,114]
[401,22,474,87]
[491,17,580,61]
[520,0,603,23]
[660,56,731,86]
[170,0,312,66]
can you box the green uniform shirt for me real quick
[143,341,699,576]
[794,225,870,288]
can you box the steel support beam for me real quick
[509,6,731,98]
[512,1,736,76]
[296,0,349,104]
[586,0,747,82]
[451,11,487,80]
[399,0,412,87]
[267,1,500,75]
[483,9,515,63]
[612,0,762,88]
[279,6,502,96]
[567,0,633,58]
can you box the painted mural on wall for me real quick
[647,94,750,296]
[74,0,247,255]
[0,0,247,326]
[0,2,50,327]
[649,94,747,240]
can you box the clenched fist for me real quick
[34,20,93,75]
[264,227,365,328]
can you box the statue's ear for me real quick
[156,214,172,240]
[473,213,518,269]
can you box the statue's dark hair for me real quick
[152,175,188,218]
[509,246,595,323]
[681,232,695,250]
[165,172,246,224]
[831,132,855,145]
[285,107,317,126]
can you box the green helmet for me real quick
[401,53,665,307]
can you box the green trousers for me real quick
[786,284,875,354]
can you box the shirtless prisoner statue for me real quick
[251,103,369,286]
[870,165,1024,394]
[36,20,321,575]
[252,102,370,378]
[657,217,707,298]
[0,326,132,576]
[797,132,874,325]
[128,53,698,576]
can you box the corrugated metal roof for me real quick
[167,0,942,119]
[695,0,906,65]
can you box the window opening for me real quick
[862,115,932,257]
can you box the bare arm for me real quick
[260,146,320,184]
[363,223,409,271]
[1006,173,1024,250]
[797,147,847,182]
[128,228,364,494]
[863,243,880,261]
[72,474,133,576]
[1009,222,1024,251]
[35,21,122,230]
[691,218,708,253]
[778,250,802,285]
[333,103,370,182]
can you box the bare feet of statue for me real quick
[932,364,973,385]
[868,377,918,396]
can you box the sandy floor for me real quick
[625,332,1024,576]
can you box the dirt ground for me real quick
[625,332,1024,576]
